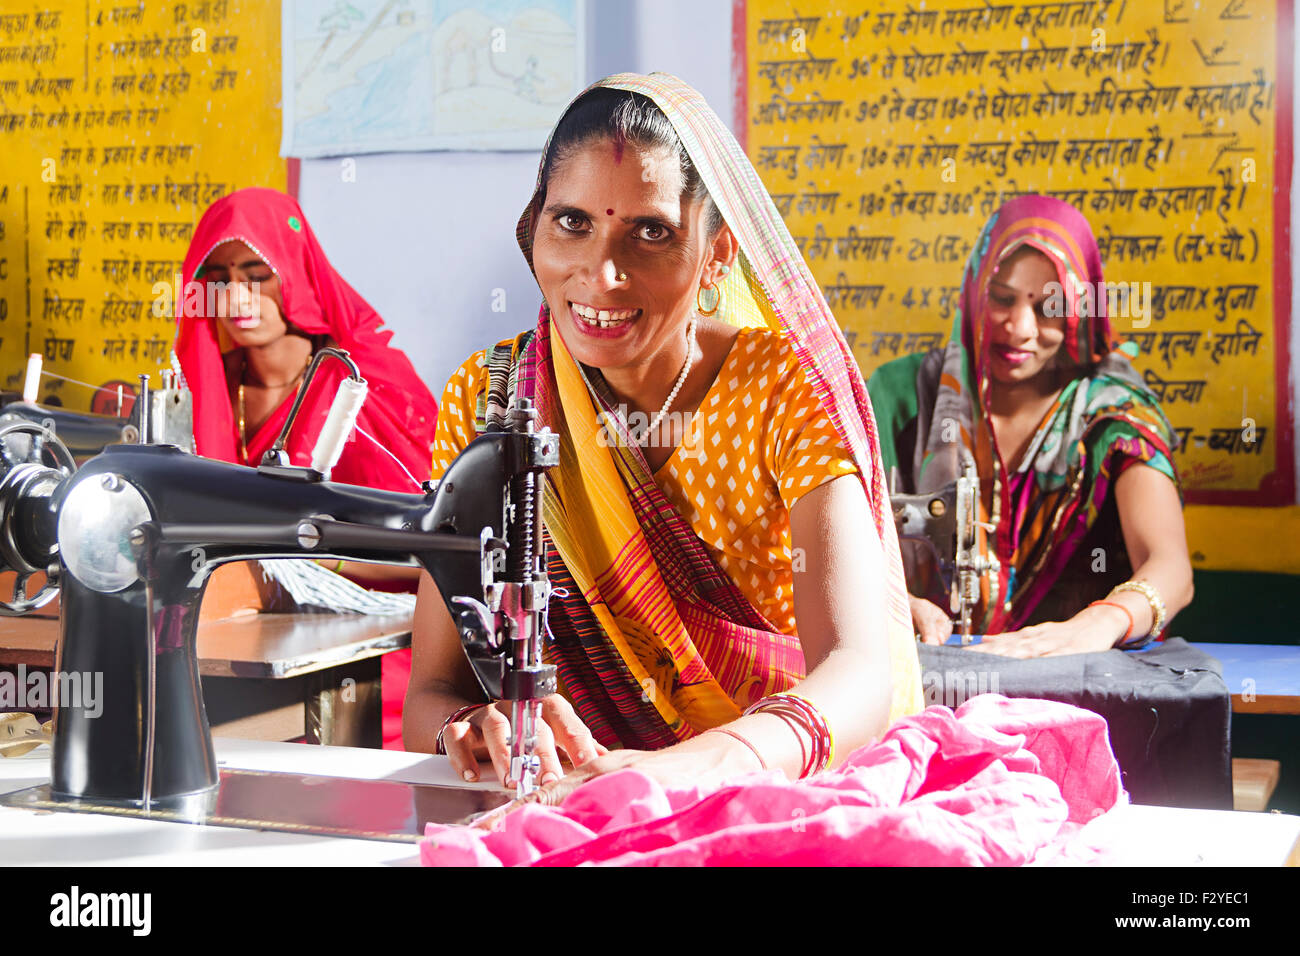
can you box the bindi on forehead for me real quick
[606,208,614,216]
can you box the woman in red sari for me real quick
[173,187,439,748]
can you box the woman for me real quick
[869,196,1193,657]
[405,74,923,798]
[174,187,439,747]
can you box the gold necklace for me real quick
[237,354,309,463]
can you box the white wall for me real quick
[297,0,733,399]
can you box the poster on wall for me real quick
[0,1,285,412]
[735,0,1294,507]
[281,0,586,157]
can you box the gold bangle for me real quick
[333,559,345,574]
[1108,580,1166,638]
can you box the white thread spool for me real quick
[22,354,41,404]
[311,376,368,478]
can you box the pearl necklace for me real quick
[636,316,697,446]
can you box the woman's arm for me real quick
[974,462,1193,657]
[1108,461,1194,634]
[402,570,485,756]
[736,472,897,766]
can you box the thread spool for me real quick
[310,376,368,478]
[22,354,41,404]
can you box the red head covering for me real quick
[173,187,437,492]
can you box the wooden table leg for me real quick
[304,656,383,748]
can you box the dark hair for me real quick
[539,88,724,236]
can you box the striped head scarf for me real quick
[917,195,1178,633]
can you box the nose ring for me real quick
[615,271,628,282]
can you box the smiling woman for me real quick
[404,74,924,801]
[868,196,1194,658]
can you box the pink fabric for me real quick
[420,696,1124,866]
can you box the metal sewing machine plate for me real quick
[0,768,512,843]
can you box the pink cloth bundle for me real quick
[420,695,1124,866]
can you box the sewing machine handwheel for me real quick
[0,569,57,616]
[0,421,76,475]
[0,422,73,616]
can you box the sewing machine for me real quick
[890,454,999,643]
[0,349,558,837]
[0,354,194,462]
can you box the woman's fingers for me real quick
[446,696,605,789]
[475,705,514,787]
[540,695,602,768]
[442,720,481,782]
[911,596,954,645]
[935,609,954,643]
[521,767,591,809]
[531,718,566,786]
[918,608,951,645]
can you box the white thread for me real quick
[353,424,424,491]
[543,587,570,642]
[311,377,368,477]
[38,369,114,393]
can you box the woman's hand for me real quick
[909,595,954,645]
[475,730,763,826]
[441,693,608,787]
[969,603,1130,658]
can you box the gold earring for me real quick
[616,272,628,282]
[697,282,721,317]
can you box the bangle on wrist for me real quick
[435,702,487,756]
[1107,579,1167,640]
[742,692,834,778]
[706,727,768,771]
[1088,600,1134,645]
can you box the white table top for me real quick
[0,738,504,866]
[2,739,1297,866]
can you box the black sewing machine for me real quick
[0,367,193,463]
[0,350,558,837]
[890,454,999,643]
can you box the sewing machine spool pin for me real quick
[260,347,363,473]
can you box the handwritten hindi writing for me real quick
[743,0,1291,503]
[0,1,283,410]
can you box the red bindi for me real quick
[606,208,614,216]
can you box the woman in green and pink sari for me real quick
[869,196,1194,657]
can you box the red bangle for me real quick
[435,703,487,755]
[743,693,834,778]
[706,727,768,771]
[1089,600,1135,644]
